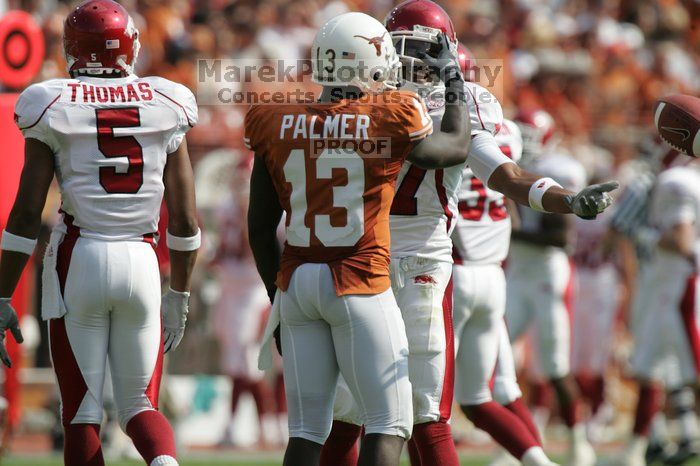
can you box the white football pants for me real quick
[50,236,163,430]
[280,263,412,445]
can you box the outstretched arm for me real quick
[489,163,618,219]
[247,155,283,302]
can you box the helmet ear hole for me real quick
[373,70,384,82]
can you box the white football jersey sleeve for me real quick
[389,82,504,263]
[452,119,522,264]
[463,83,515,185]
[14,75,198,241]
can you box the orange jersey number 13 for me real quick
[283,148,365,247]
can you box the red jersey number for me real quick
[458,176,508,221]
[96,108,144,194]
[391,165,427,215]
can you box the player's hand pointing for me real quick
[566,181,620,219]
[0,298,23,368]
[161,288,189,353]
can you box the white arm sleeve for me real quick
[467,132,516,185]
[465,82,503,137]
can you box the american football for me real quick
[654,94,700,157]
[3,0,700,465]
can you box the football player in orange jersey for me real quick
[245,9,618,466]
[318,2,618,466]
[246,12,473,466]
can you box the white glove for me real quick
[0,298,23,367]
[565,181,619,219]
[161,289,189,354]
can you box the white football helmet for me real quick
[312,12,400,94]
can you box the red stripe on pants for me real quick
[145,323,164,408]
[680,274,700,374]
[50,318,89,426]
[51,211,88,425]
[439,276,455,421]
[57,211,80,293]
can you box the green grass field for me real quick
[0,453,492,466]
[0,458,474,466]
[0,460,476,466]
[7,453,700,466]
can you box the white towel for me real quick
[258,289,281,370]
[391,258,404,289]
[41,229,67,320]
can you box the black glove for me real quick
[565,181,619,219]
[0,298,23,368]
[416,33,462,86]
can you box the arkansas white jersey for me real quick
[452,119,523,264]
[389,82,506,262]
[516,153,587,236]
[14,75,198,241]
[648,165,700,241]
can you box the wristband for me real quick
[1,230,37,255]
[528,177,561,212]
[167,287,190,299]
[166,229,201,252]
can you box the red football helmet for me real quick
[63,0,140,77]
[457,43,475,82]
[384,0,458,88]
[514,108,556,159]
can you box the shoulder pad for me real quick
[146,76,198,128]
[14,80,65,131]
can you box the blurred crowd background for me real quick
[10,0,700,164]
[0,0,699,456]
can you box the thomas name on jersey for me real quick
[66,81,154,104]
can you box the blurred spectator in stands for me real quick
[211,155,280,447]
